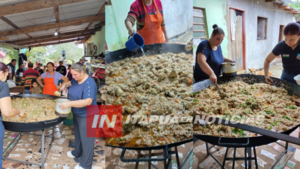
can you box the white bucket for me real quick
[294,74,300,85]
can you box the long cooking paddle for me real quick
[194,115,300,145]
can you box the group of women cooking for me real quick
[194,22,300,85]
[0,61,97,169]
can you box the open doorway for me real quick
[279,25,284,42]
[229,8,245,71]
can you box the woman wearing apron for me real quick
[194,24,235,84]
[0,62,24,167]
[264,22,300,85]
[125,0,167,44]
[36,62,69,96]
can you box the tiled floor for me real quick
[2,122,105,169]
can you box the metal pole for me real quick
[233,148,236,169]
[41,129,45,169]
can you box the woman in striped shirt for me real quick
[125,0,168,45]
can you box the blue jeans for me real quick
[24,89,31,94]
[0,117,4,167]
[281,69,297,84]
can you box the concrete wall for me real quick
[106,0,193,52]
[193,0,229,59]
[161,0,193,38]
[105,0,133,52]
[226,0,295,69]
[88,26,106,55]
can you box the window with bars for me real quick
[193,8,207,41]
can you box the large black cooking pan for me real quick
[193,74,300,147]
[3,94,65,132]
[105,44,193,150]
[105,43,193,64]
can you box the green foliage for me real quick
[289,0,300,20]
[0,47,16,63]
[25,42,84,65]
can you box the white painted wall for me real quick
[161,0,193,38]
[226,0,295,69]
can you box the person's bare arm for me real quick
[125,20,135,36]
[197,53,214,72]
[197,53,218,84]
[61,76,69,85]
[0,97,21,117]
[8,73,12,80]
[264,52,277,75]
[36,76,44,88]
[57,76,69,89]
[264,52,277,84]
[162,26,168,43]
[67,98,92,108]
[59,98,93,110]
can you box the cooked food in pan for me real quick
[3,98,58,122]
[192,81,300,137]
[104,53,194,147]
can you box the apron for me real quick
[43,72,59,96]
[137,0,165,45]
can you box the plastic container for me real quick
[55,99,71,117]
[63,112,73,125]
[125,33,144,52]
[63,119,73,125]
[294,74,300,85]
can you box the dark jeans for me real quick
[281,69,297,85]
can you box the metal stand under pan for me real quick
[2,127,55,169]
[194,137,290,169]
[119,144,193,169]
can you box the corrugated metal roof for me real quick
[27,28,57,37]
[0,0,33,7]
[59,23,90,32]
[6,34,28,41]
[0,0,105,43]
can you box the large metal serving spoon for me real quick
[216,84,226,99]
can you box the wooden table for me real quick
[9,86,24,94]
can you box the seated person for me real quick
[16,64,24,76]
[31,79,42,94]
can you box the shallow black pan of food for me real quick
[193,74,300,147]
[2,94,65,132]
[105,43,193,64]
[105,44,193,150]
